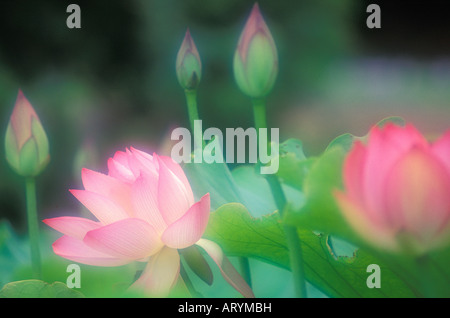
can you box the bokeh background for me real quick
[1,0,450,239]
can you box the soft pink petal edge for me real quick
[43,216,101,240]
[156,154,195,225]
[161,193,210,249]
[52,235,131,266]
[70,189,129,225]
[83,218,163,260]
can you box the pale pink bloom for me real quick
[44,147,253,297]
[335,123,450,254]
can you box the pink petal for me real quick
[237,3,274,64]
[10,90,39,150]
[334,191,398,251]
[70,189,129,225]
[128,147,158,178]
[131,247,180,297]
[111,150,130,168]
[81,168,134,216]
[432,129,450,176]
[52,235,130,266]
[83,218,163,260]
[131,172,167,233]
[107,152,135,183]
[158,155,194,203]
[161,193,210,249]
[195,238,255,298]
[43,217,101,240]
[363,123,428,224]
[156,154,195,225]
[384,146,450,243]
[386,123,428,146]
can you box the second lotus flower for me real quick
[44,147,253,297]
[335,123,450,255]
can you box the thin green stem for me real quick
[252,98,267,130]
[184,89,205,150]
[25,177,42,279]
[266,174,307,298]
[185,89,200,133]
[252,97,307,298]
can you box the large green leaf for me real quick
[204,203,416,298]
[283,146,358,242]
[0,280,84,298]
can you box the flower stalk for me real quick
[5,90,49,279]
[252,97,307,298]
[236,4,307,297]
[25,177,42,279]
[184,89,202,148]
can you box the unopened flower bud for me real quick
[176,29,202,90]
[5,90,50,177]
[233,3,278,98]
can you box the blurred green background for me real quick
[1,0,450,235]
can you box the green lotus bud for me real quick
[5,90,50,177]
[233,3,278,98]
[176,29,202,90]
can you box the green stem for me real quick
[266,174,307,298]
[252,97,307,298]
[252,98,267,130]
[185,89,200,133]
[184,89,205,150]
[25,177,42,279]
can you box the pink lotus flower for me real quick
[335,123,450,254]
[44,147,254,297]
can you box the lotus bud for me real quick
[5,90,50,177]
[335,123,450,255]
[176,29,202,90]
[233,3,278,98]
